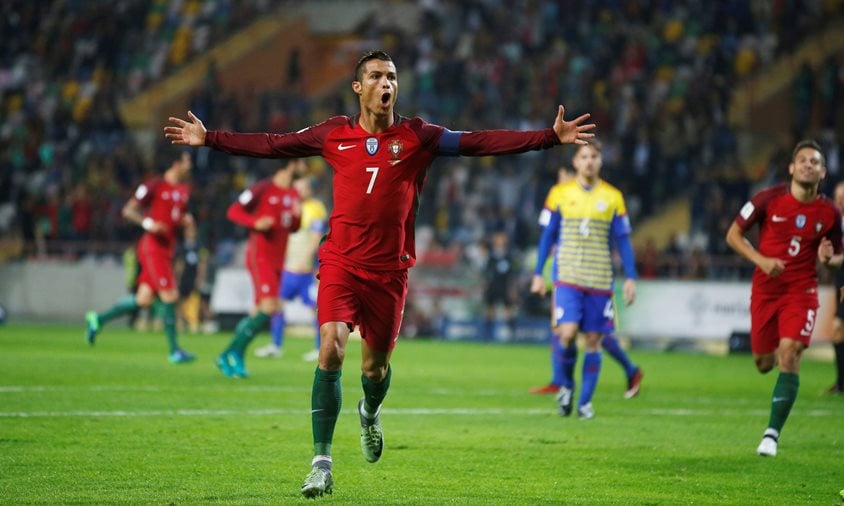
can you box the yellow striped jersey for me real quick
[284,197,328,272]
[542,179,631,292]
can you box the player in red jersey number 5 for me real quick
[726,139,843,458]
[165,50,596,498]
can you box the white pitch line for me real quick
[0,407,836,418]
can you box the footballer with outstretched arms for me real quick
[165,50,596,498]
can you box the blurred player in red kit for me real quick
[216,159,302,378]
[85,150,196,364]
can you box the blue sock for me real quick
[561,340,578,389]
[602,333,637,378]
[579,351,602,407]
[270,313,285,347]
[550,329,563,386]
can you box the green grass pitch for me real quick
[1,323,842,504]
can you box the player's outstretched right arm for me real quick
[165,111,331,159]
[165,111,206,146]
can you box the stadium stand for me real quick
[1,0,842,294]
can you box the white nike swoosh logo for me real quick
[772,215,787,222]
[311,409,324,413]
[772,397,789,402]
[338,144,356,151]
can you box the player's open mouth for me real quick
[380,92,391,105]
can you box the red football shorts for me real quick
[246,252,282,304]
[316,262,408,352]
[750,291,818,354]
[136,236,175,294]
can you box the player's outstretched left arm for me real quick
[452,103,595,157]
[552,105,595,145]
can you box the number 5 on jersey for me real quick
[366,167,379,194]
[788,236,801,256]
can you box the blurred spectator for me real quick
[482,230,518,341]
[1,0,842,307]
[792,62,815,135]
[818,55,841,129]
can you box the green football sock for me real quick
[161,302,178,353]
[768,372,799,432]
[227,311,270,355]
[98,295,139,325]
[312,368,342,456]
[362,365,391,416]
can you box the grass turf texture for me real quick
[1,323,842,504]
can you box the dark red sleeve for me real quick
[734,184,785,231]
[406,116,560,157]
[226,201,256,229]
[457,128,560,156]
[133,178,160,206]
[226,182,266,229]
[205,117,345,158]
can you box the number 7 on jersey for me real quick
[365,167,379,194]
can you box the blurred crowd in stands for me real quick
[1,0,842,298]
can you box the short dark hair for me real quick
[154,146,191,172]
[792,139,825,166]
[354,50,393,81]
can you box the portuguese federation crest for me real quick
[388,139,404,160]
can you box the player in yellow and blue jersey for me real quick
[530,143,639,418]
[254,172,328,361]
[530,166,643,399]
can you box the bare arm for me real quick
[818,237,844,268]
[725,221,785,277]
[164,111,206,146]
[551,104,596,145]
[122,199,165,235]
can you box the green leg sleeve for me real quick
[312,368,342,456]
[768,372,799,432]
[98,295,139,325]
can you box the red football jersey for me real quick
[133,177,190,254]
[206,114,560,271]
[735,183,842,294]
[227,180,301,267]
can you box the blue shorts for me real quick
[552,285,614,333]
[279,270,316,307]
